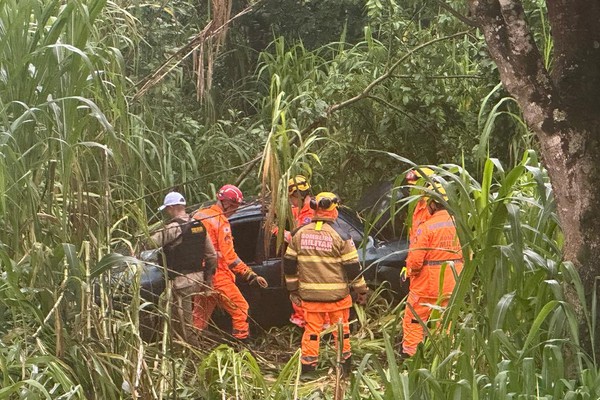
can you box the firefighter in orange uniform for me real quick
[288,175,315,229]
[284,192,369,374]
[402,181,463,356]
[193,184,268,340]
[400,167,436,282]
[406,167,435,244]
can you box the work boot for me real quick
[299,363,320,381]
[236,336,252,346]
[399,350,411,361]
[301,363,317,374]
[340,356,352,378]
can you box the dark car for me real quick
[106,202,408,332]
[223,203,408,327]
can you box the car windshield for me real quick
[336,208,368,245]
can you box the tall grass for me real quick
[343,151,597,398]
[0,0,207,396]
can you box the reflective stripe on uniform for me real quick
[301,355,318,363]
[300,282,348,290]
[228,258,242,270]
[340,250,358,261]
[297,255,341,263]
[423,258,463,266]
[351,277,367,288]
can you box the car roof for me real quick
[228,199,365,233]
[229,201,265,221]
[191,197,387,241]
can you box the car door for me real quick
[229,212,292,328]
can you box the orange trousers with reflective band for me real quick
[402,292,450,356]
[402,263,462,355]
[193,280,250,339]
[300,297,352,366]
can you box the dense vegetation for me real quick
[0,0,595,398]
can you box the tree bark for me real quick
[469,0,600,358]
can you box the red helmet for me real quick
[217,184,244,204]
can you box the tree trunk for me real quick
[469,0,600,358]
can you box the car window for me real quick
[230,218,262,265]
[266,230,286,259]
[333,217,364,244]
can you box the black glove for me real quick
[247,273,268,288]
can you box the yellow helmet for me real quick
[310,192,340,211]
[288,175,311,195]
[406,167,435,184]
[426,180,448,201]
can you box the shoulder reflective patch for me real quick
[429,221,455,230]
[191,226,204,233]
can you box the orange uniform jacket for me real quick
[291,201,314,228]
[406,209,463,296]
[194,204,254,286]
[409,198,430,244]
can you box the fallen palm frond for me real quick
[133,3,256,102]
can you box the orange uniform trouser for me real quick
[402,292,449,356]
[291,303,331,327]
[290,303,306,326]
[301,297,352,367]
[401,263,462,355]
[193,280,250,339]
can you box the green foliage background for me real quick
[0,0,588,398]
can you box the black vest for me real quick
[158,217,208,278]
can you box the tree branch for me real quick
[327,30,472,115]
[235,30,473,185]
[367,95,431,131]
[435,0,477,28]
